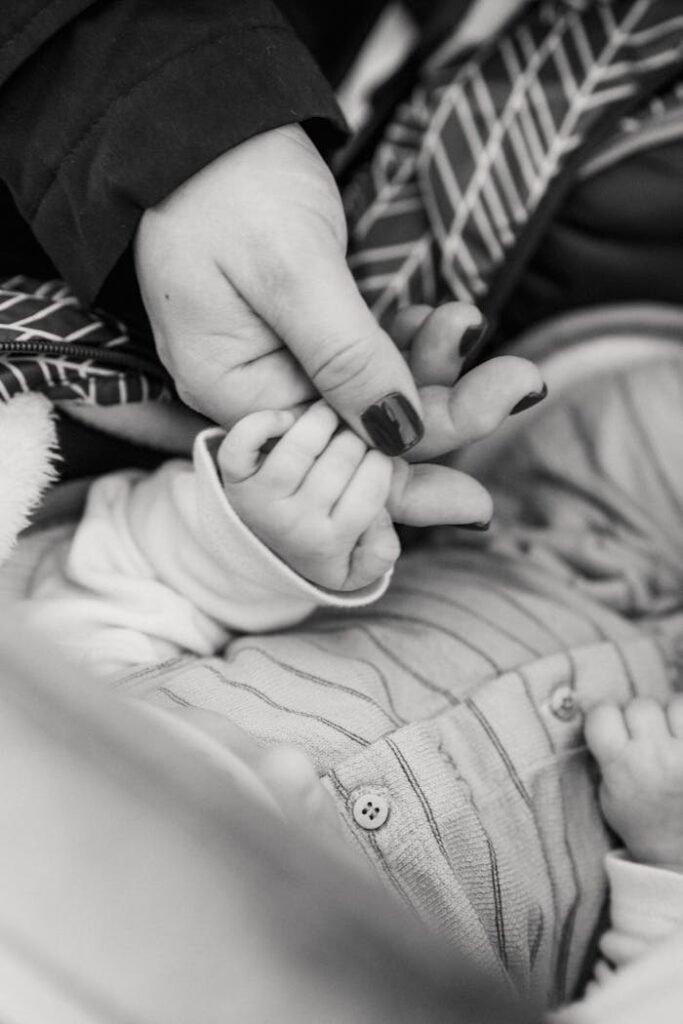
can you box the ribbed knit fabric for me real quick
[110,349,683,1009]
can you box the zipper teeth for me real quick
[0,339,166,378]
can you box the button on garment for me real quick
[352,791,390,830]
[548,685,579,722]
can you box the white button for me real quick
[548,685,579,722]
[352,791,390,830]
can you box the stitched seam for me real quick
[29,23,296,221]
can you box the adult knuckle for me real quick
[173,378,203,414]
[257,232,306,295]
[475,402,503,436]
[309,335,376,396]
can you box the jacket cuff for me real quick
[1,5,347,302]
[193,428,391,609]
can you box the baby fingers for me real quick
[331,449,394,536]
[257,400,339,495]
[298,428,369,509]
[218,409,296,483]
[584,704,630,765]
[623,697,671,740]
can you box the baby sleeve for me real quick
[591,850,683,986]
[24,428,389,676]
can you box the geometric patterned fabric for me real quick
[0,275,169,406]
[4,4,683,408]
[345,0,683,328]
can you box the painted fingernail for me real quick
[460,317,489,359]
[510,382,548,415]
[459,520,491,531]
[361,393,424,456]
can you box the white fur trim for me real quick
[0,394,59,566]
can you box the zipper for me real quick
[0,339,167,379]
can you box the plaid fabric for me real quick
[0,276,169,406]
[346,0,683,327]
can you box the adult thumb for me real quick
[249,235,425,456]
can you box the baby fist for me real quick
[585,697,683,868]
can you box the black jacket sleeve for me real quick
[0,1,348,302]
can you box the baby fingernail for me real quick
[361,393,424,456]
[459,317,489,359]
[510,383,548,415]
[459,520,491,531]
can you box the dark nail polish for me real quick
[459,520,491,531]
[510,382,548,416]
[460,318,488,360]
[361,393,424,456]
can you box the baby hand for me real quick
[217,402,400,591]
[585,697,683,868]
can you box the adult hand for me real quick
[135,123,425,456]
[384,304,547,527]
[135,125,547,523]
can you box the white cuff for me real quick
[194,428,392,611]
[606,850,683,940]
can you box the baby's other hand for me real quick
[217,402,400,591]
[585,697,683,869]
